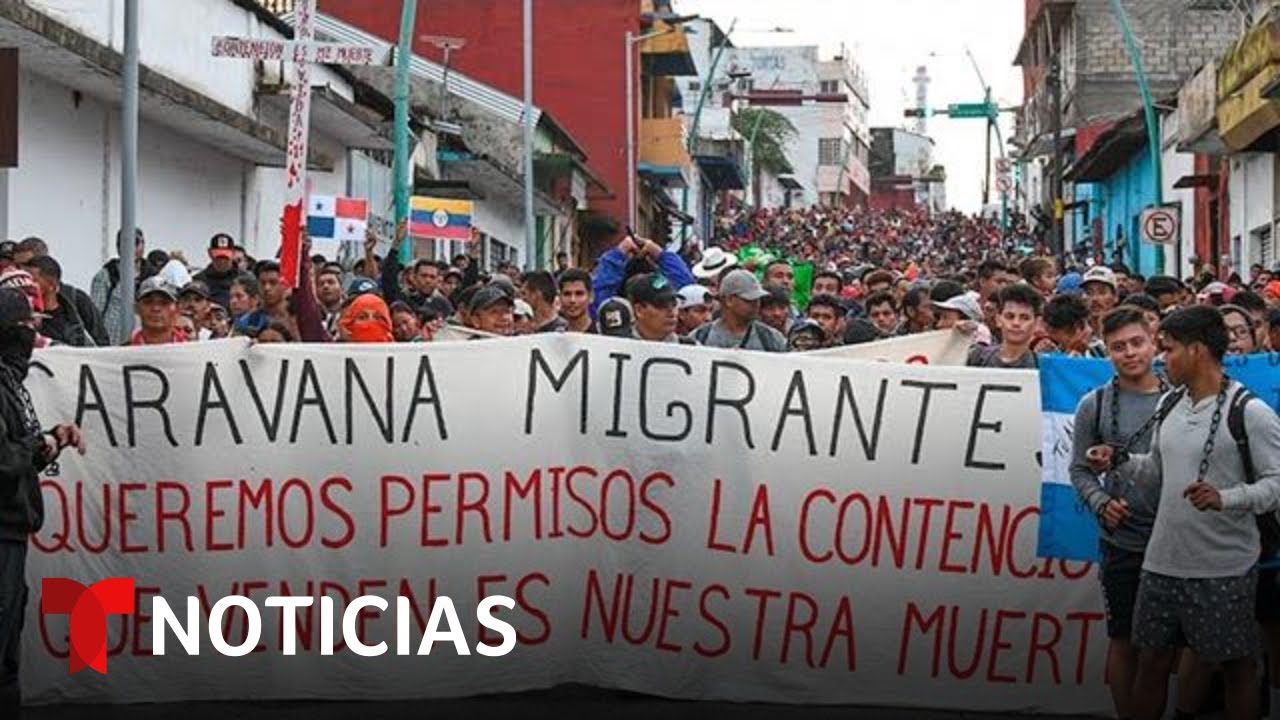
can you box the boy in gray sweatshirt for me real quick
[1089,306,1280,720]
[1070,307,1165,720]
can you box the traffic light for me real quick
[903,107,934,118]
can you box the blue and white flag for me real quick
[1038,352,1280,562]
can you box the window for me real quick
[818,138,843,166]
[1259,226,1274,267]
[738,78,753,93]
[688,81,700,93]
[820,80,840,95]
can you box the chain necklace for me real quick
[1195,377,1232,485]
[1109,374,1170,453]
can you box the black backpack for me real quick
[1155,385,1280,558]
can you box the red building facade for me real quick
[321,0,637,235]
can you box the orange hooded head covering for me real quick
[340,293,393,343]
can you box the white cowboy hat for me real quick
[693,247,738,280]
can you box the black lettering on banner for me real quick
[290,359,337,444]
[240,358,289,441]
[195,363,243,446]
[640,357,692,442]
[525,348,588,435]
[830,377,887,460]
[965,384,1021,471]
[345,357,393,443]
[75,364,117,447]
[772,370,816,456]
[123,364,177,448]
[901,379,958,465]
[403,355,448,442]
[606,352,631,439]
[706,361,755,448]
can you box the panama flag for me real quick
[1037,352,1280,563]
[409,196,473,241]
[306,195,368,257]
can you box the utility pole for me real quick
[522,0,535,269]
[983,87,992,207]
[393,0,417,266]
[120,0,139,340]
[1049,52,1064,264]
[1110,0,1164,275]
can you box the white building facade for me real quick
[0,0,405,288]
[676,44,870,211]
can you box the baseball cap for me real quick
[719,269,769,301]
[676,284,712,310]
[419,294,454,322]
[625,273,677,307]
[209,233,235,258]
[1055,272,1083,296]
[468,284,515,314]
[514,298,534,319]
[788,318,826,343]
[137,276,177,301]
[347,277,379,297]
[0,287,34,326]
[761,286,792,309]
[596,297,634,337]
[179,280,210,299]
[1081,266,1117,291]
[932,291,983,322]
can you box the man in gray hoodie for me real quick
[1070,307,1165,720]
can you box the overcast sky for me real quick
[677,0,1025,212]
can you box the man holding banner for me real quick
[1090,307,1280,720]
[1069,307,1165,720]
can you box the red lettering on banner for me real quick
[238,478,272,549]
[130,585,160,656]
[898,603,1104,686]
[799,489,835,563]
[320,477,355,549]
[154,481,193,552]
[706,479,735,553]
[600,470,636,541]
[745,586,781,661]
[515,572,552,645]
[694,584,731,658]
[938,499,975,574]
[379,474,413,547]
[205,479,234,551]
[638,472,673,545]
[118,482,147,553]
[565,465,598,538]
[456,471,492,544]
[278,479,314,549]
[986,609,1026,683]
[503,469,542,541]
[654,579,692,653]
[743,485,774,556]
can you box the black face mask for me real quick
[0,324,36,378]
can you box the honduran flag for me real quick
[1037,352,1280,563]
[409,196,473,241]
[306,195,368,243]
[1038,354,1114,562]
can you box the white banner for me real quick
[811,329,971,366]
[22,337,1105,714]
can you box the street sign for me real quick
[947,102,996,119]
[996,175,1012,194]
[1140,206,1180,245]
[995,158,1012,175]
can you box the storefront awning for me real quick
[694,155,745,191]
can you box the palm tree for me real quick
[732,108,797,206]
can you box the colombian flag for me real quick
[409,196,473,241]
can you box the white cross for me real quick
[212,0,389,284]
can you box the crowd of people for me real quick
[0,205,1274,360]
[2,202,1280,717]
